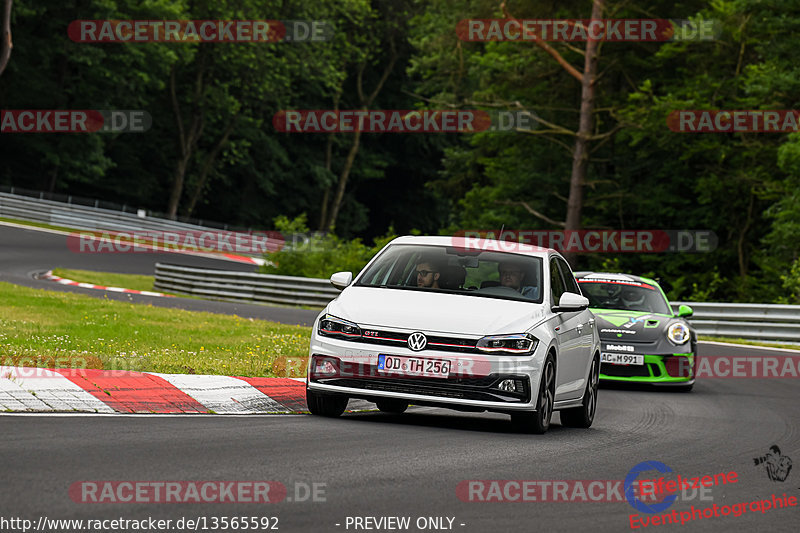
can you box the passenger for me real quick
[498,261,538,299]
[415,259,442,288]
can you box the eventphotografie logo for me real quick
[625,461,678,514]
[754,445,793,483]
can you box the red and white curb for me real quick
[0,366,373,414]
[42,271,174,298]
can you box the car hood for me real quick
[591,308,674,343]
[328,286,546,335]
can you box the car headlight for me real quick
[667,322,690,344]
[476,333,538,354]
[318,314,362,339]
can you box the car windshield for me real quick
[577,279,672,314]
[355,244,544,303]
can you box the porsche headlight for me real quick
[667,323,690,344]
[477,333,538,354]
[318,314,362,339]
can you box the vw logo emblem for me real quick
[407,332,427,351]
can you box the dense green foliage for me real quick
[1,0,799,302]
[261,214,396,278]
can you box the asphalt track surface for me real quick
[0,223,320,325]
[1,222,799,532]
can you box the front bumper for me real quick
[307,332,546,413]
[599,353,695,384]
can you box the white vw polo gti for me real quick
[306,236,601,433]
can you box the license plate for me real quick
[377,354,451,378]
[601,352,644,365]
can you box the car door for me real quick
[551,257,588,401]
[557,257,595,367]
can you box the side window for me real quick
[556,258,581,295]
[549,258,565,306]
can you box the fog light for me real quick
[317,361,336,375]
[498,379,516,392]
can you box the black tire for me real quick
[306,388,348,417]
[560,356,599,428]
[510,353,556,434]
[376,399,409,414]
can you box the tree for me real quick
[0,0,11,78]
[318,0,410,232]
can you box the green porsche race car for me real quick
[575,272,696,390]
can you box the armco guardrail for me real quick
[670,302,800,343]
[153,263,800,340]
[0,189,248,234]
[154,263,340,307]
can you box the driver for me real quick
[621,287,646,309]
[498,261,538,299]
[415,258,442,288]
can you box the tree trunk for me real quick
[563,0,603,264]
[318,132,335,230]
[318,93,340,230]
[168,155,191,219]
[321,38,398,232]
[166,63,204,219]
[324,126,363,231]
[184,117,237,217]
[0,0,12,78]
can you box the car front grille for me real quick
[356,329,481,354]
[600,363,654,378]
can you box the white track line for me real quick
[150,373,291,414]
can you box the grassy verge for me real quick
[0,216,79,233]
[0,281,311,377]
[52,268,156,293]
[699,335,800,351]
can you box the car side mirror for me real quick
[676,304,693,318]
[330,271,353,290]
[554,292,590,311]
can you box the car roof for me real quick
[389,235,557,258]
[573,271,659,287]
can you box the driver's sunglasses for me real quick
[416,270,436,277]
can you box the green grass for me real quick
[0,281,311,377]
[52,268,156,293]
[0,216,79,233]
[699,335,800,352]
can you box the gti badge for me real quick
[407,332,427,351]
